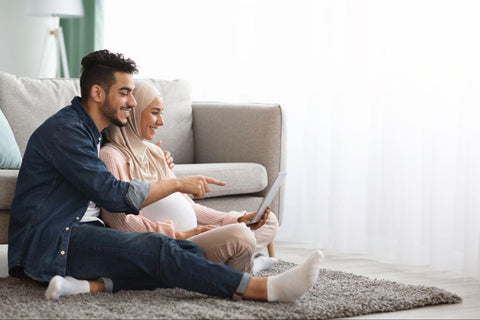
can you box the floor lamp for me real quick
[26,0,84,79]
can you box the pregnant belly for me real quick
[141,192,197,232]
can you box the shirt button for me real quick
[60,250,65,255]
[65,227,70,231]
[76,217,80,220]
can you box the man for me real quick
[8,50,322,302]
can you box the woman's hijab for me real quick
[104,80,168,182]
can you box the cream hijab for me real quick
[104,80,168,182]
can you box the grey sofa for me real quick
[0,72,286,254]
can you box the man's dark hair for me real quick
[80,50,138,100]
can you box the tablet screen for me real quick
[246,172,286,225]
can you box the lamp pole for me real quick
[26,0,84,79]
[50,24,70,78]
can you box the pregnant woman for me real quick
[99,80,279,273]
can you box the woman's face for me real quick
[140,97,164,141]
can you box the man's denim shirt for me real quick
[8,97,150,282]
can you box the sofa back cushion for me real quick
[0,72,80,155]
[0,72,194,164]
[142,78,193,164]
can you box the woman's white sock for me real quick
[267,250,324,302]
[45,275,90,300]
[253,256,279,273]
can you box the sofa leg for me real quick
[267,241,275,257]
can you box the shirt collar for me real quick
[70,96,101,139]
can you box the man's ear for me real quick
[91,84,105,103]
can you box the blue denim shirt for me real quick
[8,97,150,282]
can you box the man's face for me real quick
[101,72,136,127]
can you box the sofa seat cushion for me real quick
[0,170,19,210]
[0,163,267,209]
[172,163,267,198]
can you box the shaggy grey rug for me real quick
[0,260,461,319]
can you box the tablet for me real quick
[246,172,287,225]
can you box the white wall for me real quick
[104,0,480,278]
[0,0,57,77]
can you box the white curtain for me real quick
[103,0,480,278]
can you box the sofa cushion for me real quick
[172,162,267,198]
[141,78,194,164]
[0,163,267,209]
[0,109,22,169]
[195,196,264,214]
[0,72,194,164]
[0,170,19,210]
[0,72,81,155]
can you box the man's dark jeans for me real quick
[66,223,249,298]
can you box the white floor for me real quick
[1,243,479,318]
[276,242,480,319]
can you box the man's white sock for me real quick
[253,256,279,273]
[266,250,324,302]
[45,275,90,300]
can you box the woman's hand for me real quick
[163,150,174,169]
[237,207,271,230]
[175,225,217,240]
[156,140,175,169]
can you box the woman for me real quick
[99,80,279,273]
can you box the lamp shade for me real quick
[26,0,84,18]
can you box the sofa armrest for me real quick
[192,102,286,223]
[0,211,8,244]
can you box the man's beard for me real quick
[110,115,127,127]
[102,96,128,127]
